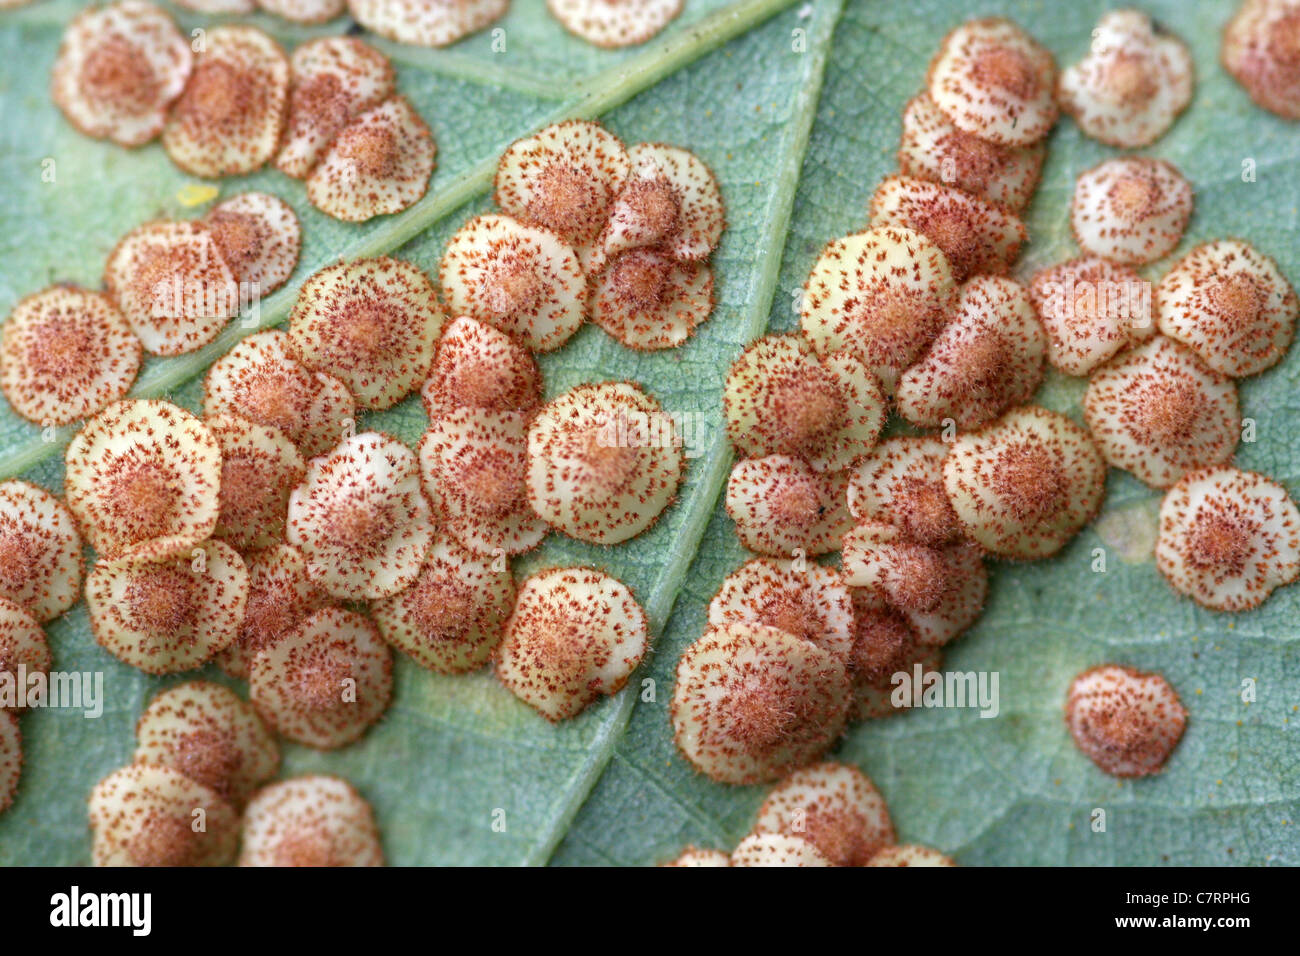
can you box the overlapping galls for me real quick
[10,4,1300,865]
[681,9,1300,821]
[51,4,436,222]
[1,105,737,850]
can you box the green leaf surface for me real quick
[1,0,1297,866]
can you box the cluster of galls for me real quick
[679,18,1075,790]
[46,398,390,762]
[3,108,735,829]
[682,14,1300,797]
[0,481,84,815]
[88,680,382,865]
[1,190,299,429]
[0,186,308,821]
[52,4,433,221]
[393,117,728,718]
[663,762,954,868]
[440,118,725,352]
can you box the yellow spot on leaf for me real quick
[177,184,219,207]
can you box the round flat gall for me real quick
[203,329,356,459]
[599,142,724,262]
[0,481,82,624]
[277,36,394,179]
[526,381,684,545]
[288,257,445,410]
[846,594,943,721]
[1084,336,1240,489]
[250,606,392,749]
[207,413,308,552]
[548,0,683,48]
[202,192,300,296]
[730,833,833,867]
[421,316,543,417]
[495,567,648,722]
[671,623,849,785]
[349,0,508,47]
[0,598,52,712]
[89,764,239,866]
[419,409,547,556]
[86,539,249,674]
[1,286,141,428]
[0,711,18,814]
[1029,256,1156,376]
[1066,664,1187,777]
[942,405,1107,560]
[800,225,956,394]
[707,558,854,661]
[896,93,1045,212]
[287,431,436,601]
[307,96,436,222]
[842,521,986,647]
[1156,238,1298,377]
[438,213,586,352]
[162,25,289,178]
[64,400,221,561]
[869,175,1027,283]
[240,774,384,866]
[1156,465,1300,611]
[371,536,514,675]
[51,0,193,147]
[1070,157,1193,266]
[867,844,956,866]
[590,249,714,351]
[258,0,346,23]
[927,17,1058,146]
[103,221,239,356]
[848,437,963,548]
[752,762,894,867]
[134,681,278,807]
[896,276,1045,430]
[495,120,631,259]
[1059,10,1194,148]
[217,544,328,680]
[725,333,885,470]
[1223,0,1300,119]
[725,455,851,558]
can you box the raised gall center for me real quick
[1104,51,1159,106]
[80,38,158,110]
[971,45,1040,99]
[992,442,1065,523]
[620,177,682,243]
[528,164,605,239]
[1138,377,1204,442]
[1185,510,1254,575]
[894,476,959,547]
[340,124,399,178]
[482,255,542,318]
[611,250,672,310]
[124,565,198,635]
[105,459,182,542]
[769,372,847,457]
[1210,272,1265,328]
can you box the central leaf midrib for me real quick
[525,0,848,867]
